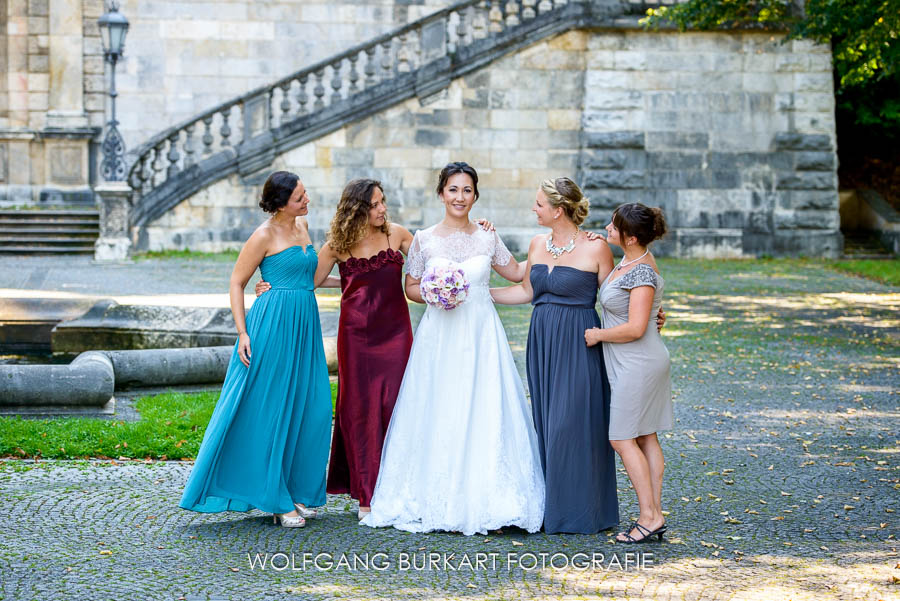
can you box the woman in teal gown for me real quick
[179,171,333,527]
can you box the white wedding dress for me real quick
[361,225,545,535]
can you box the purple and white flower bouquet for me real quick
[420,265,469,310]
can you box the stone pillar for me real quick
[94,181,133,262]
[46,0,87,128]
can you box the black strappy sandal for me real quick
[616,521,666,543]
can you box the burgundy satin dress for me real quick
[326,243,413,507]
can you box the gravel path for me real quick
[1,257,898,600]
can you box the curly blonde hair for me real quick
[540,177,589,226]
[328,179,390,254]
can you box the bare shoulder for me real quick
[390,223,413,240]
[295,216,309,231]
[250,220,275,243]
[528,233,546,251]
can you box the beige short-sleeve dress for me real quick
[599,263,673,441]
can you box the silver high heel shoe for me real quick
[273,513,306,528]
[293,503,318,519]
[357,508,371,521]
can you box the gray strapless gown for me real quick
[526,264,619,534]
[599,263,673,440]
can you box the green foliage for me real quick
[134,249,240,261]
[0,382,338,460]
[642,0,900,134]
[829,258,900,286]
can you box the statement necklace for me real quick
[616,249,649,270]
[546,227,579,259]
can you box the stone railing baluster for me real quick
[522,0,536,20]
[348,52,360,92]
[397,33,411,73]
[220,106,233,148]
[457,8,469,47]
[505,0,521,26]
[151,143,165,185]
[488,0,505,32]
[183,124,196,168]
[313,69,326,111]
[473,2,488,38]
[381,40,393,79]
[364,47,378,86]
[280,82,292,122]
[297,75,309,115]
[201,115,214,155]
[166,132,181,177]
[330,60,344,104]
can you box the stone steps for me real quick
[842,232,893,259]
[0,209,100,255]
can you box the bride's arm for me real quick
[492,237,537,305]
[405,274,425,303]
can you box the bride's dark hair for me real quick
[436,162,480,200]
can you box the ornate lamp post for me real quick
[97,2,129,181]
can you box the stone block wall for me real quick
[142,31,589,253]
[144,29,840,257]
[1,0,449,207]
[580,32,840,257]
[1,0,96,206]
[112,0,450,151]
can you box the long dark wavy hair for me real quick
[327,179,389,254]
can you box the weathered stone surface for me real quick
[782,190,839,211]
[795,151,835,171]
[776,171,837,191]
[584,131,645,149]
[582,170,645,189]
[0,351,114,407]
[773,132,832,151]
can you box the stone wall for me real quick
[141,30,588,253]
[143,29,841,257]
[0,0,97,206]
[115,0,450,151]
[580,31,839,257]
[1,0,449,207]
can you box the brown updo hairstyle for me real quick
[436,161,480,200]
[327,178,389,254]
[259,171,300,213]
[612,203,668,246]
[539,177,589,226]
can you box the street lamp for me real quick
[97,1,129,181]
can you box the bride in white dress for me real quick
[361,162,545,535]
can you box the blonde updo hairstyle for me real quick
[539,177,589,226]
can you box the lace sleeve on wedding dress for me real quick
[491,231,512,267]
[405,231,426,279]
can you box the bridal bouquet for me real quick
[421,266,469,311]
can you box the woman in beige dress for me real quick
[585,202,672,543]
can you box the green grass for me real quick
[0,382,338,460]
[829,258,900,286]
[134,249,240,261]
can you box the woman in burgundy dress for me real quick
[258,179,413,519]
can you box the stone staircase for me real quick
[124,0,667,234]
[841,231,893,260]
[0,209,100,255]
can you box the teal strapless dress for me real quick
[180,244,331,514]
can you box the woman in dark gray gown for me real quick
[492,177,619,534]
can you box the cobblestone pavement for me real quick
[1,258,899,600]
